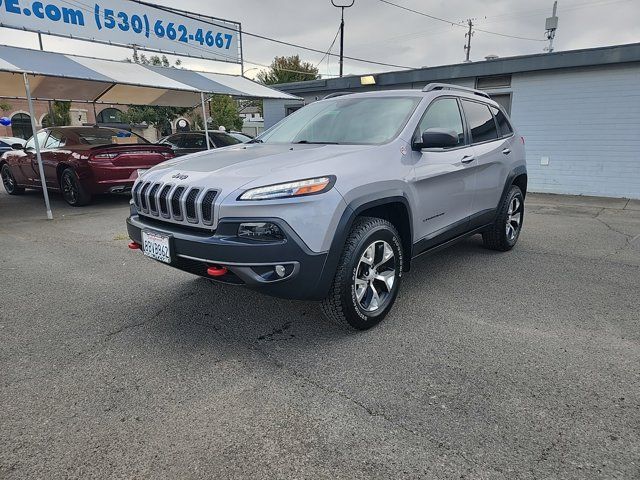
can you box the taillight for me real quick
[93,153,119,160]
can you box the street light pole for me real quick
[331,1,355,77]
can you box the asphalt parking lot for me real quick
[1,189,639,479]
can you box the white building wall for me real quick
[510,64,640,199]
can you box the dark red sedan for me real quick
[0,126,174,206]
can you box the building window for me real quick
[96,108,124,124]
[11,113,33,139]
[475,75,512,90]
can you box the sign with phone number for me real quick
[0,0,241,63]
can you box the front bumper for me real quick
[127,214,331,300]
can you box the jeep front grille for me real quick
[133,181,218,229]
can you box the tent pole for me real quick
[24,73,53,220]
[201,92,211,150]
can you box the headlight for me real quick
[238,176,335,201]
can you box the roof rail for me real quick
[422,83,491,99]
[322,92,353,100]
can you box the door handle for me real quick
[502,148,511,155]
[461,155,475,164]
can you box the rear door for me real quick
[460,99,510,224]
[411,97,477,244]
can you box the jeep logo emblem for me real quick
[171,173,189,180]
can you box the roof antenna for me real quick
[544,1,559,53]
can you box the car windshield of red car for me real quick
[76,129,149,146]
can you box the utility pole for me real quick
[464,19,474,63]
[331,0,355,77]
[545,1,559,53]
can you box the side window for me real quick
[462,100,499,144]
[490,106,513,137]
[209,132,241,147]
[44,130,66,149]
[162,135,182,148]
[26,131,49,150]
[416,98,465,147]
[181,134,206,149]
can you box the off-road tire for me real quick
[321,216,403,330]
[482,185,524,251]
[1,164,25,195]
[60,168,91,206]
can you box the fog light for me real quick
[275,265,286,278]
[238,222,285,242]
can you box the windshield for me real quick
[258,96,420,145]
[75,128,149,146]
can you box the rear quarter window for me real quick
[490,106,514,137]
[461,100,499,144]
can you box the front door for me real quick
[20,130,49,186]
[411,97,477,245]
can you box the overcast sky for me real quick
[1,0,639,79]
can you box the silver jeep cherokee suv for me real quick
[127,83,527,330]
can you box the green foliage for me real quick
[122,53,186,128]
[208,95,243,131]
[42,101,72,127]
[0,101,11,112]
[256,55,320,85]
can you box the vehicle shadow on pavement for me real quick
[0,189,131,219]
[135,236,490,352]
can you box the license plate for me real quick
[142,230,171,263]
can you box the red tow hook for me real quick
[207,265,228,277]
[128,241,142,250]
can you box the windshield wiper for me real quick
[247,138,263,143]
[293,140,339,144]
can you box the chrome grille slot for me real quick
[148,183,160,214]
[201,190,218,225]
[132,181,143,208]
[139,183,150,211]
[171,186,185,220]
[158,185,172,217]
[185,188,200,222]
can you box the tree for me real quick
[208,95,243,131]
[256,55,320,85]
[42,101,71,127]
[122,54,188,131]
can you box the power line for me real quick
[132,0,417,69]
[378,0,546,42]
[55,0,340,78]
[316,26,341,68]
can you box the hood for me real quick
[139,143,377,196]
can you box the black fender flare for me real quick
[312,193,414,299]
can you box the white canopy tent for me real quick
[0,45,299,219]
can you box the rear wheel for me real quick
[321,217,403,330]
[482,185,524,251]
[1,164,25,195]
[60,168,91,206]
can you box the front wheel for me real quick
[482,185,524,251]
[60,168,91,206]
[321,217,404,330]
[1,164,25,195]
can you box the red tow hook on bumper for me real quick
[128,241,142,250]
[207,265,228,277]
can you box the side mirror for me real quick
[11,143,25,150]
[414,128,459,149]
